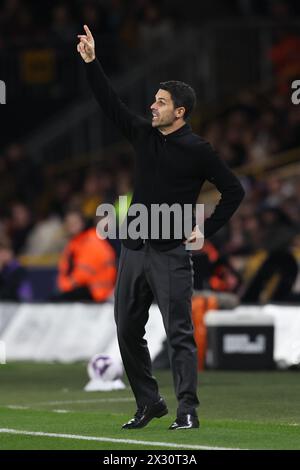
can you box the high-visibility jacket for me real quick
[58,228,116,301]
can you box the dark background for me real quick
[1,0,300,303]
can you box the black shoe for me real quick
[169,413,199,430]
[122,398,168,429]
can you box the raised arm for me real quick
[77,25,149,142]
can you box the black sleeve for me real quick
[84,59,150,142]
[201,143,245,238]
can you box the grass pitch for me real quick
[0,362,300,450]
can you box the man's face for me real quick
[65,213,85,237]
[150,89,184,129]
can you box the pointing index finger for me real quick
[84,24,92,39]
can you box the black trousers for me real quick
[114,241,199,417]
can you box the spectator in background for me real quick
[8,202,34,255]
[106,0,124,33]
[5,143,42,204]
[51,2,77,44]
[138,2,174,53]
[259,206,299,252]
[70,167,113,219]
[47,177,74,219]
[81,1,109,36]
[24,210,66,256]
[53,209,116,302]
[0,234,33,301]
[0,0,34,45]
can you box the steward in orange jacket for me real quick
[58,227,116,302]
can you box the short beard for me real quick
[152,116,175,129]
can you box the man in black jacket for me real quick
[77,25,245,430]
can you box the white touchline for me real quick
[4,406,69,414]
[0,428,241,450]
[6,405,29,410]
[28,398,135,406]
[52,410,70,414]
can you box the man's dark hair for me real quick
[159,80,196,119]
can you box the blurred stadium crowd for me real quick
[0,0,178,72]
[1,86,300,302]
[1,0,300,66]
[1,0,300,303]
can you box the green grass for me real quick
[0,362,300,450]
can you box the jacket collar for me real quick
[157,122,192,139]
